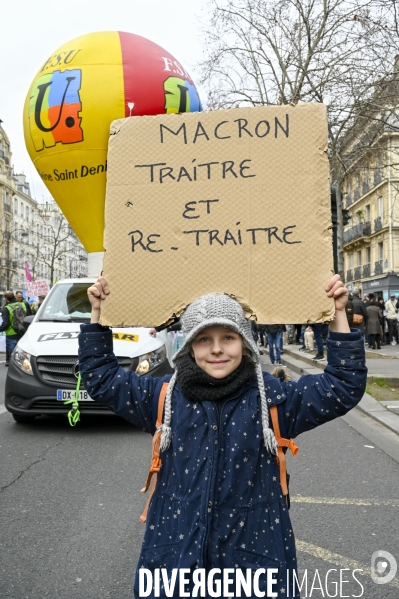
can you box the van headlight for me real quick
[13,347,33,376]
[136,345,166,375]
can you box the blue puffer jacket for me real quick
[78,325,367,599]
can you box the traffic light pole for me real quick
[335,182,344,279]
[330,183,346,279]
[332,224,338,275]
[330,186,338,275]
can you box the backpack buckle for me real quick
[150,457,162,473]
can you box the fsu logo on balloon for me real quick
[28,69,83,152]
[164,76,201,114]
[28,68,201,153]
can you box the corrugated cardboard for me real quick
[100,104,335,327]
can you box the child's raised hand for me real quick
[87,276,110,313]
[325,274,348,312]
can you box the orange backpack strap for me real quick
[139,382,168,524]
[269,405,299,504]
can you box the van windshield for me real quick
[38,282,92,323]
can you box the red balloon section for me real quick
[118,31,202,116]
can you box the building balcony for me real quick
[346,264,372,280]
[0,149,9,165]
[374,217,383,232]
[363,221,371,236]
[354,266,362,280]
[1,259,19,269]
[374,260,383,275]
[363,263,371,277]
[343,221,371,245]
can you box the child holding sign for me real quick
[78,274,366,599]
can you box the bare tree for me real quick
[200,0,399,274]
[36,205,70,286]
[29,240,42,282]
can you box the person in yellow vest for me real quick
[0,291,27,366]
[15,290,33,316]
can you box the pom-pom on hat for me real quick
[159,293,278,456]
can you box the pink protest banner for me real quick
[26,280,50,297]
[24,261,33,282]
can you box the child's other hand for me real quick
[87,276,110,312]
[325,274,348,312]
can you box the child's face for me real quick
[190,325,244,379]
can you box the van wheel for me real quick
[12,414,36,424]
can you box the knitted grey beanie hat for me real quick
[159,293,278,456]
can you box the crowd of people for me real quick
[254,291,399,366]
[256,323,329,364]
[349,290,399,349]
[0,290,46,366]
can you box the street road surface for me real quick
[1,362,398,598]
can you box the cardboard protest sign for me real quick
[27,280,50,297]
[101,104,334,327]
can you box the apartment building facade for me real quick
[0,124,88,303]
[340,90,399,300]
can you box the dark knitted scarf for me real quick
[175,353,255,402]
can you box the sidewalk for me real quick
[281,341,399,383]
[260,340,399,438]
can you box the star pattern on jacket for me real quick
[78,325,367,599]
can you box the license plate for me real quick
[57,389,93,401]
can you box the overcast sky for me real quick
[0,0,206,202]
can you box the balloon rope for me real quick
[64,373,81,426]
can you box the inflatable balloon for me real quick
[23,31,202,255]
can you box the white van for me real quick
[5,279,174,423]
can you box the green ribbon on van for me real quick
[64,373,81,426]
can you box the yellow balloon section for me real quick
[23,31,202,252]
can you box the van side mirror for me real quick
[23,315,35,329]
